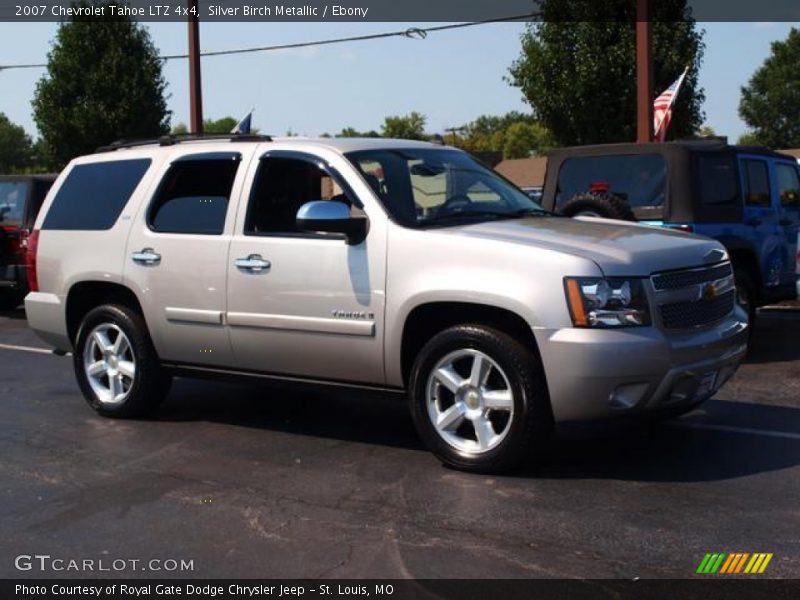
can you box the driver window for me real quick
[245,156,352,235]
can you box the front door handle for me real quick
[235,254,271,272]
[778,219,792,226]
[131,248,161,265]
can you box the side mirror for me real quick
[296,201,368,245]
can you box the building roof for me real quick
[779,148,800,159]
[494,156,548,189]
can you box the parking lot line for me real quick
[676,421,800,441]
[0,342,58,355]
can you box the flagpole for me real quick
[635,0,653,143]
[188,0,204,134]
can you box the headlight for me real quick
[564,277,650,327]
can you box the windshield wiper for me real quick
[506,208,557,218]
[421,207,556,226]
[420,212,512,225]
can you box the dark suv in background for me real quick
[540,141,800,320]
[0,174,56,310]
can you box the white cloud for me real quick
[752,22,776,29]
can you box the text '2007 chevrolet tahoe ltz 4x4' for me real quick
[25,136,748,472]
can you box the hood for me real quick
[439,216,727,276]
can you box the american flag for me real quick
[653,67,689,142]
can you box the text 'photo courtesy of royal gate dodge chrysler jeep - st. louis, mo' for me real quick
[24,135,748,473]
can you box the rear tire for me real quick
[73,304,171,418]
[409,324,553,473]
[560,192,636,221]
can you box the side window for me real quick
[0,181,28,225]
[742,159,771,207]
[42,159,151,230]
[776,163,800,207]
[696,154,738,207]
[149,156,240,235]
[245,156,352,235]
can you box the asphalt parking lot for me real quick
[1,307,798,579]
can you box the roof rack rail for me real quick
[95,133,273,153]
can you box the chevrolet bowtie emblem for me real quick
[702,283,718,300]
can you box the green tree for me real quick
[739,27,800,149]
[737,131,761,145]
[696,124,716,138]
[508,0,705,145]
[172,116,258,135]
[502,122,555,158]
[32,1,170,168]
[450,112,554,159]
[334,126,381,138]
[381,112,428,140]
[0,113,33,173]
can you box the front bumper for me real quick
[536,308,748,422]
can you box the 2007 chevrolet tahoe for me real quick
[24,135,748,472]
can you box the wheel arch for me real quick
[65,281,146,344]
[398,301,542,389]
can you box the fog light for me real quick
[609,383,649,410]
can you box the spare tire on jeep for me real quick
[559,192,636,221]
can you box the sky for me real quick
[0,21,797,142]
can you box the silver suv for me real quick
[25,136,748,472]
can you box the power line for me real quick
[0,14,536,72]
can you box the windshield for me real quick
[0,181,28,226]
[345,148,547,227]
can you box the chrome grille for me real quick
[652,262,733,291]
[660,291,736,329]
[651,262,736,329]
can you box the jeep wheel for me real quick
[409,325,553,473]
[560,192,636,221]
[74,304,171,418]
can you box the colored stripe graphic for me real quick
[697,554,713,574]
[734,553,749,573]
[719,554,736,573]
[699,553,773,574]
[757,554,773,573]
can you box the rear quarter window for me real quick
[42,159,151,230]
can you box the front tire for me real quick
[73,304,171,418]
[409,325,553,473]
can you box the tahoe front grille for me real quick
[652,262,732,291]
[652,262,736,329]
[659,290,736,329]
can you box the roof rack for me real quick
[95,133,273,153]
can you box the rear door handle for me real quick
[131,248,161,265]
[235,254,271,272]
[746,218,762,226]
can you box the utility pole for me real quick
[188,0,203,134]
[635,0,653,143]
